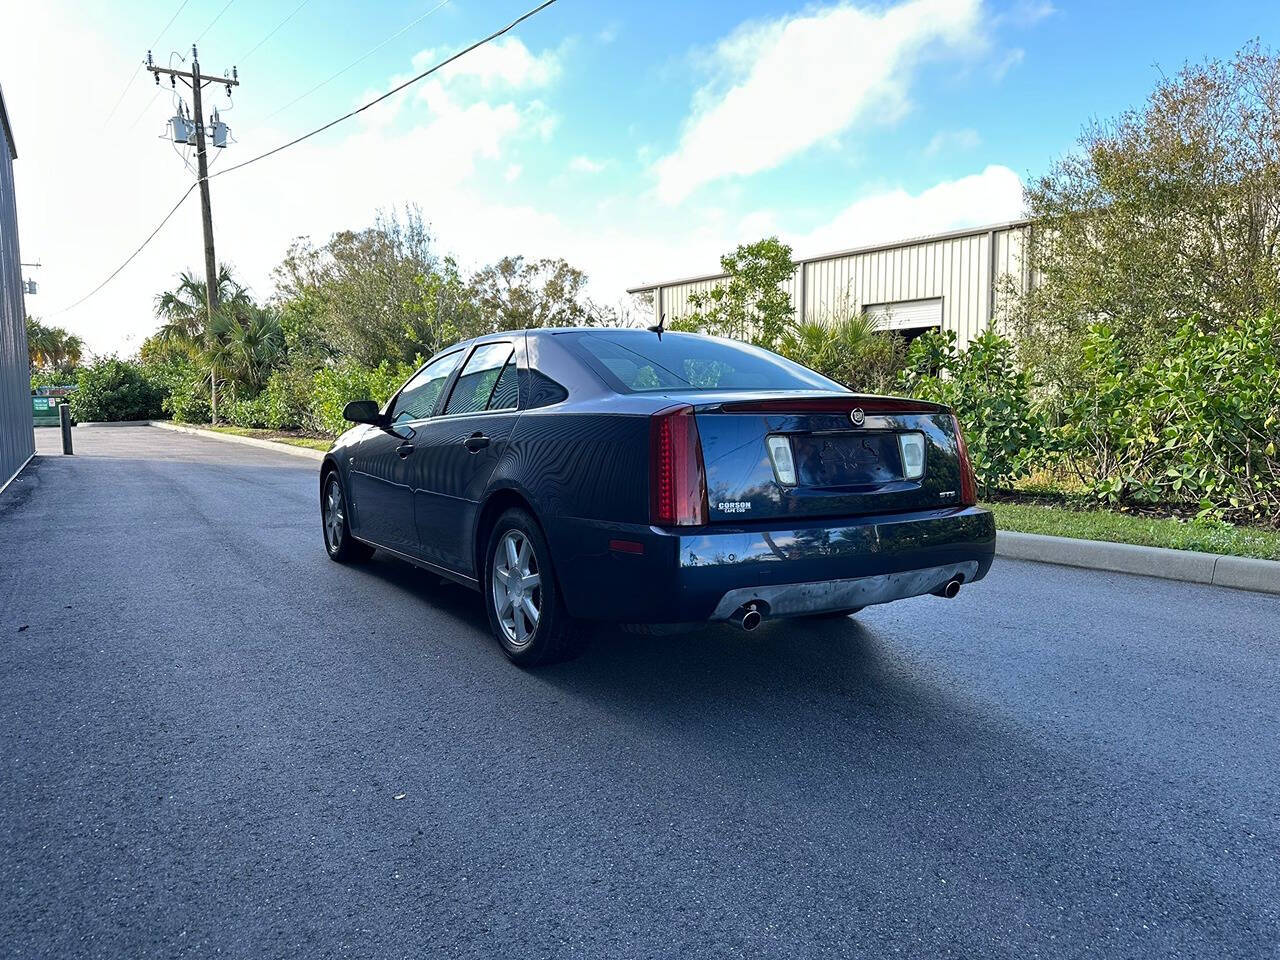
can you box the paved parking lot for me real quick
[2,426,1278,959]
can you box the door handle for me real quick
[396,441,415,459]
[463,432,490,453]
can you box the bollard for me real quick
[59,403,73,455]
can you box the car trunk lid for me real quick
[689,393,969,522]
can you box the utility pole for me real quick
[146,46,238,421]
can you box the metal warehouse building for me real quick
[629,220,1033,348]
[0,82,33,493]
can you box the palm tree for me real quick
[26,316,54,369]
[153,267,252,422]
[27,317,85,373]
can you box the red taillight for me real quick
[649,404,708,526]
[951,414,978,506]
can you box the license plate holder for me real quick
[790,432,903,486]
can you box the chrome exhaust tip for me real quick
[932,576,963,599]
[730,602,765,631]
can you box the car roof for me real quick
[456,326,693,349]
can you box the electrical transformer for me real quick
[169,115,193,144]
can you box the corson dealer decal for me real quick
[718,501,752,514]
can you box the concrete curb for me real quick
[75,420,154,427]
[147,421,325,461]
[996,530,1280,596]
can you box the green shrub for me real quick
[778,314,908,393]
[311,357,419,436]
[147,359,211,424]
[30,368,78,393]
[1058,314,1280,522]
[68,358,166,422]
[224,393,270,430]
[899,329,1047,494]
[261,367,318,430]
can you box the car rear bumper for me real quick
[552,506,996,623]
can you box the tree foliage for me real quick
[144,267,283,420]
[272,206,468,366]
[778,311,907,394]
[1052,314,1280,521]
[682,237,795,350]
[467,255,611,332]
[1013,40,1280,389]
[68,358,166,423]
[26,317,85,372]
[899,330,1047,495]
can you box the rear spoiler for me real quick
[716,396,949,415]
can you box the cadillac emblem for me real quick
[850,408,866,426]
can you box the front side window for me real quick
[390,351,463,424]
[444,342,517,415]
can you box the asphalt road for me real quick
[2,426,1278,959]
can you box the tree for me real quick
[26,316,85,373]
[271,206,460,366]
[1013,40,1280,391]
[682,237,795,350]
[467,256,611,332]
[778,307,907,393]
[148,267,274,422]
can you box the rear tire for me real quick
[484,508,584,666]
[322,471,374,563]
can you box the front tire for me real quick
[484,508,583,666]
[322,471,374,563]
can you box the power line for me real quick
[150,0,194,46]
[102,63,145,128]
[260,0,453,123]
[195,0,237,44]
[100,0,194,128]
[45,184,198,318]
[214,0,555,181]
[127,89,163,131]
[52,0,557,316]
[237,0,313,64]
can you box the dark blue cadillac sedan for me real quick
[320,328,995,666]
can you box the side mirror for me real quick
[342,399,385,426]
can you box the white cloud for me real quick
[925,127,981,155]
[992,47,1025,79]
[787,164,1024,256]
[1,3,566,354]
[504,163,523,183]
[653,0,985,204]
[412,37,559,90]
[1001,1,1056,26]
[569,155,605,174]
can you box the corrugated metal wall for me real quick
[645,223,1031,349]
[0,101,34,491]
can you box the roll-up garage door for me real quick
[862,298,942,331]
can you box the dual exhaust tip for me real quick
[729,575,963,632]
[932,575,963,599]
[730,602,766,632]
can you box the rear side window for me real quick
[444,342,516,415]
[391,350,463,423]
[488,360,520,411]
[567,332,843,393]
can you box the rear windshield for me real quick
[565,331,845,394]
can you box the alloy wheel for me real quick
[324,478,344,551]
[492,529,541,648]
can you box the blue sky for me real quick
[4,0,1278,351]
